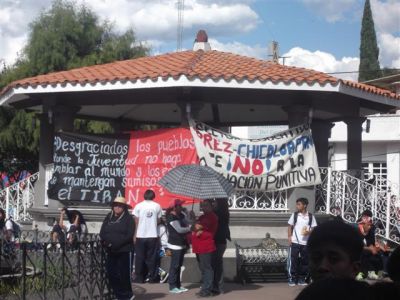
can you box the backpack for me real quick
[293,211,313,228]
[7,219,21,238]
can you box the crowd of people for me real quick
[98,190,231,300]
[2,192,399,300]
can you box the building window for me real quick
[362,162,387,190]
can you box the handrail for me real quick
[0,172,39,221]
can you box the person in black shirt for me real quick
[356,210,383,280]
[212,198,231,295]
[100,197,135,300]
[61,207,88,242]
[165,199,191,294]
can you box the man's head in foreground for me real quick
[308,220,363,281]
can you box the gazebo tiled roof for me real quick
[1,50,399,100]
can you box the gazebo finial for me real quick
[193,30,211,51]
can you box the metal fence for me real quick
[0,232,111,300]
[315,167,400,245]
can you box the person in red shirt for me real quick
[191,199,218,298]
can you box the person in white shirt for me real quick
[133,189,162,283]
[287,197,317,286]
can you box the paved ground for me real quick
[132,282,304,300]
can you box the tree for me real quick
[358,0,381,82]
[0,0,149,174]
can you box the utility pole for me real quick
[177,0,184,51]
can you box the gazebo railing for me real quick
[0,173,39,222]
[229,189,288,211]
[1,168,399,244]
[315,167,400,245]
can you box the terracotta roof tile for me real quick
[1,50,399,100]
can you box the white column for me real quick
[386,143,400,197]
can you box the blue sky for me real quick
[1,0,399,81]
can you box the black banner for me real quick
[47,132,130,203]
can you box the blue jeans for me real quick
[168,248,185,289]
[197,252,214,294]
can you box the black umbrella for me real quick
[158,164,235,200]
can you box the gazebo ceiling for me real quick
[1,50,399,125]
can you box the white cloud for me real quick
[283,47,359,81]
[85,0,259,41]
[0,0,259,66]
[378,33,400,68]
[301,0,358,22]
[205,39,360,81]
[370,0,400,69]
[0,0,51,65]
[300,0,400,70]
[371,0,400,33]
[208,38,266,59]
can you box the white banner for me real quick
[189,119,321,191]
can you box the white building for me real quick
[330,114,400,196]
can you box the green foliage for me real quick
[0,0,149,174]
[22,0,148,76]
[74,119,114,134]
[358,0,381,82]
[0,109,39,172]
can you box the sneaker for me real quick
[368,271,379,280]
[170,288,183,294]
[160,272,169,283]
[298,280,307,286]
[179,287,189,292]
[288,279,296,286]
[356,272,364,281]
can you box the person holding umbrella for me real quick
[212,198,231,295]
[100,197,135,300]
[191,199,218,298]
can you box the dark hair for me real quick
[295,278,370,300]
[360,209,372,217]
[144,189,155,200]
[0,208,5,218]
[214,198,230,221]
[296,197,309,206]
[308,220,363,262]
[388,246,400,282]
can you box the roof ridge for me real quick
[182,50,206,74]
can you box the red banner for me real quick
[125,128,198,208]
